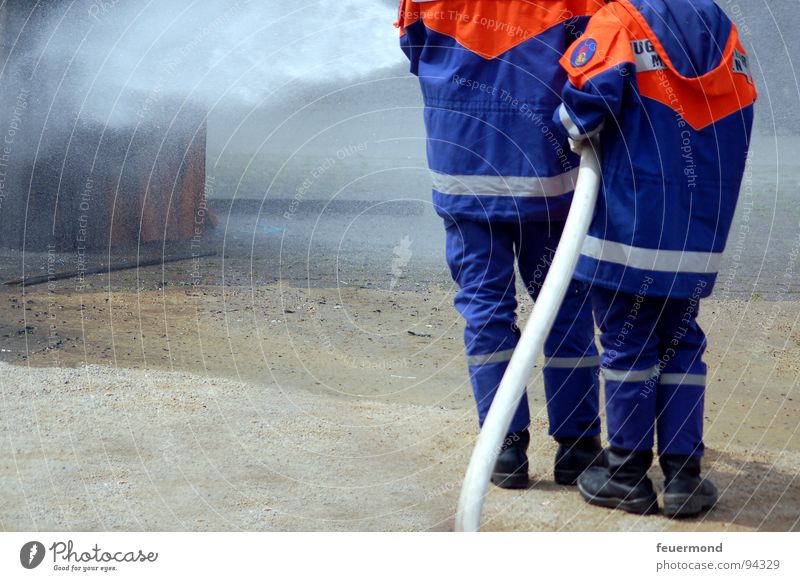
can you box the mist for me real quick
[1,0,797,289]
[2,0,403,128]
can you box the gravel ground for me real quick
[1,275,798,532]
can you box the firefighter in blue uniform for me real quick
[555,0,757,515]
[397,0,607,488]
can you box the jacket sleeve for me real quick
[396,0,426,75]
[554,4,635,140]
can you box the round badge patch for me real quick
[571,38,597,68]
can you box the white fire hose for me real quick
[455,140,602,532]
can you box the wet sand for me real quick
[1,274,798,531]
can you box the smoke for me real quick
[6,0,403,127]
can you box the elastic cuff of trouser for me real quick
[608,439,654,453]
[608,445,653,458]
[658,453,702,462]
[554,433,601,444]
[551,427,601,440]
[549,418,602,440]
[658,447,704,458]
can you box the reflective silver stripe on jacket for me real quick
[659,373,706,386]
[602,365,660,383]
[543,355,600,369]
[581,236,723,274]
[557,103,604,141]
[430,168,579,198]
[466,348,515,366]
[558,103,584,139]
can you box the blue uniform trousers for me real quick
[590,286,707,457]
[444,217,601,437]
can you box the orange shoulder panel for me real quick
[636,30,758,130]
[560,2,636,89]
[564,0,607,18]
[615,0,758,130]
[414,0,599,60]
[395,0,421,35]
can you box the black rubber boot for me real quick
[491,430,530,489]
[577,447,658,514]
[554,435,607,485]
[660,455,718,517]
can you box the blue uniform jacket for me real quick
[398,0,604,222]
[554,0,757,298]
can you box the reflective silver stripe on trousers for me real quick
[543,355,600,369]
[581,236,723,274]
[466,348,515,366]
[602,365,660,383]
[430,168,579,198]
[659,373,706,386]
